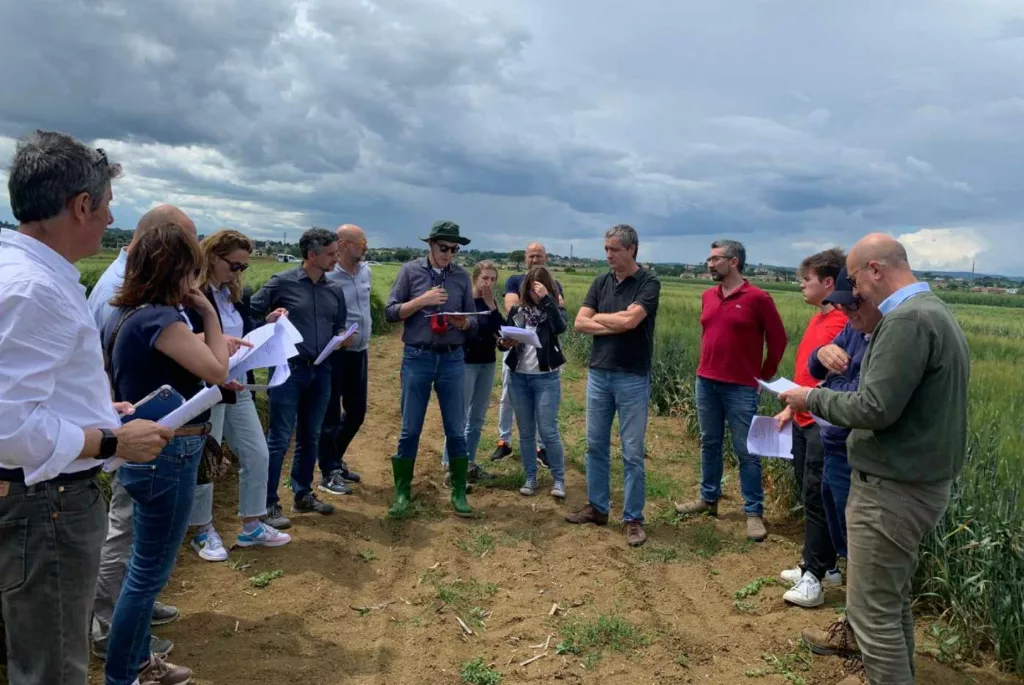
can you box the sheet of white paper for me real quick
[423,311,487,317]
[747,415,794,459]
[228,324,278,374]
[314,323,360,365]
[244,363,291,392]
[104,386,224,472]
[277,315,303,346]
[499,325,542,348]
[756,377,801,394]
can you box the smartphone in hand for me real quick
[123,385,185,424]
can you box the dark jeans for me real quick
[822,451,852,559]
[695,376,763,516]
[792,422,837,578]
[395,344,466,461]
[266,363,331,506]
[318,349,369,478]
[0,475,107,685]
[105,435,205,685]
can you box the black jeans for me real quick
[0,475,107,685]
[792,422,837,578]
[318,349,369,478]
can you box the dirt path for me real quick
[108,333,1016,685]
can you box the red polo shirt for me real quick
[697,281,788,388]
[792,308,848,427]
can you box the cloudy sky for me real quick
[2,0,1023,273]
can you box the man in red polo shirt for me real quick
[776,248,848,608]
[675,239,787,541]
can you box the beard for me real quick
[711,270,725,281]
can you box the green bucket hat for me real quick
[421,220,471,246]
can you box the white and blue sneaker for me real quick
[237,523,292,548]
[191,528,228,562]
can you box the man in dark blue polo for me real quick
[385,221,476,518]
[251,228,349,527]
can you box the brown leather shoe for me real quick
[624,522,647,547]
[673,498,718,516]
[138,654,193,685]
[564,504,609,526]
[746,516,767,542]
[802,618,861,658]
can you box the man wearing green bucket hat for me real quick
[384,220,477,517]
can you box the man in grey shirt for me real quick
[250,228,349,526]
[385,220,476,518]
[318,223,372,496]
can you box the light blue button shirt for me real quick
[326,261,372,351]
[85,247,193,331]
[878,281,931,316]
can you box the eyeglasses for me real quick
[846,263,869,288]
[435,243,460,254]
[839,298,862,312]
[707,255,729,264]
[94,148,108,168]
[219,255,249,272]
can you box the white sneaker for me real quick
[236,522,292,548]
[519,477,538,496]
[191,528,228,562]
[550,480,566,499]
[780,565,841,587]
[784,570,825,608]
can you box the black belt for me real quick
[289,357,317,368]
[408,342,462,353]
[0,465,102,484]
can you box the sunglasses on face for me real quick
[435,243,460,254]
[839,298,862,312]
[220,255,249,272]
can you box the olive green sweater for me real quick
[808,291,970,483]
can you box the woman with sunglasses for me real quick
[185,230,292,563]
[103,223,230,685]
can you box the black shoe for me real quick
[489,441,512,461]
[262,503,292,529]
[537,448,550,470]
[151,601,179,626]
[318,472,353,495]
[339,461,361,483]
[92,634,173,661]
[294,492,334,515]
[468,464,496,484]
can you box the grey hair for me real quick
[605,224,639,258]
[299,227,337,260]
[7,130,122,223]
[711,239,747,272]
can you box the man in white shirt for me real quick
[87,204,198,659]
[0,131,173,685]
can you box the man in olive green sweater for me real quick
[780,233,969,685]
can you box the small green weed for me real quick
[556,615,650,666]
[249,569,283,589]
[460,657,502,685]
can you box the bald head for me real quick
[525,242,548,268]
[336,223,365,243]
[849,232,910,269]
[130,204,196,249]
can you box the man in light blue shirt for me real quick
[89,204,197,660]
[318,224,373,494]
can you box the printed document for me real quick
[747,415,794,459]
[314,323,360,365]
[499,325,542,348]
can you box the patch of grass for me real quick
[358,549,378,562]
[645,470,682,500]
[733,600,759,614]
[457,532,497,558]
[460,657,502,685]
[385,497,444,522]
[743,647,812,684]
[481,467,524,491]
[675,652,691,668]
[690,522,724,559]
[634,544,681,564]
[556,614,650,666]
[435,579,499,613]
[734,577,779,600]
[249,569,283,589]
[498,528,542,547]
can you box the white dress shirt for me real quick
[212,285,245,383]
[0,229,121,483]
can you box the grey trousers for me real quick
[92,472,134,638]
[846,469,951,685]
[0,476,107,685]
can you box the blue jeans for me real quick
[266,363,331,506]
[105,434,205,685]
[443,361,496,465]
[822,451,852,559]
[585,368,651,523]
[497,356,544,449]
[696,376,763,516]
[508,370,566,481]
[396,345,466,461]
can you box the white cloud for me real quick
[895,227,990,271]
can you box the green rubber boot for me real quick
[448,457,473,518]
[389,457,415,517]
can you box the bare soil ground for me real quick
[90,333,1019,685]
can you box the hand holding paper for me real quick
[499,325,541,348]
[747,416,793,459]
[314,323,360,365]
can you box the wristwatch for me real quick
[99,429,118,458]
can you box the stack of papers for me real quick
[756,377,835,428]
[499,325,541,348]
[747,416,793,459]
[228,316,303,392]
[314,323,360,365]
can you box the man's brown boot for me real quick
[624,521,647,547]
[565,504,609,525]
[674,498,718,516]
[746,516,767,542]
[801,618,861,658]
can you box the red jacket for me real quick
[697,281,787,388]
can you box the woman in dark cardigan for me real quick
[500,266,568,499]
[185,230,292,562]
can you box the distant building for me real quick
[971,286,1008,294]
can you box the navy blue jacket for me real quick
[809,322,870,456]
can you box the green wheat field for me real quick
[78,251,1024,671]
